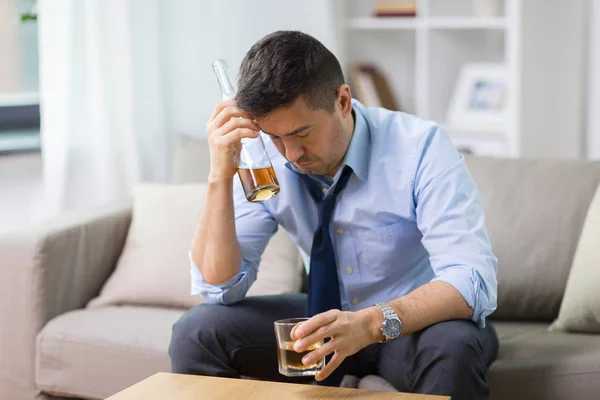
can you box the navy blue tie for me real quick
[300,166,353,317]
[299,166,353,386]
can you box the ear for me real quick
[336,84,353,117]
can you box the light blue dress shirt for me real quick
[190,99,498,327]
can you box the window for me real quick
[0,0,40,155]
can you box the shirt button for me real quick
[322,188,328,194]
[346,267,353,275]
[337,227,344,234]
[352,297,359,305]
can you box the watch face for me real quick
[384,318,402,338]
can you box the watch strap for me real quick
[376,302,396,320]
[375,302,400,342]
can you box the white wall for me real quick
[520,0,589,159]
[163,0,343,139]
[588,0,600,159]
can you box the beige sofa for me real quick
[2,137,600,400]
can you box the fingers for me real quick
[209,102,255,130]
[290,324,300,340]
[301,339,336,367]
[205,100,258,180]
[213,127,260,147]
[216,115,260,137]
[207,102,260,148]
[291,309,340,341]
[315,352,345,382]
[208,104,222,123]
[208,99,235,123]
[294,323,333,353]
[209,114,260,148]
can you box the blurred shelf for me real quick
[345,0,588,159]
[0,130,41,154]
[0,92,39,107]
[346,17,506,31]
[427,17,507,30]
[347,17,420,30]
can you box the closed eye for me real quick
[266,130,310,140]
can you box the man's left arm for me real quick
[408,125,498,327]
[292,126,498,380]
[367,125,498,336]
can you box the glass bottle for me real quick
[212,59,280,202]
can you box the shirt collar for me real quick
[343,100,370,182]
[285,100,370,182]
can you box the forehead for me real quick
[256,96,326,135]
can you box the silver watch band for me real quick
[376,302,396,320]
[375,301,401,342]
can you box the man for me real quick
[169,30,498,399]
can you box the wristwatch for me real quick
[375,302,403,342]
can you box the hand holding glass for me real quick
[274,318,325,377]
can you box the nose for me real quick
[284,141,305,163]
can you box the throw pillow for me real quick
[549,182,600,333]
[88,183,304,309]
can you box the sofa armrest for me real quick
[0,201,132,400]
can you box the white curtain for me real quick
[36,0,342,218]
[37,0,171,217]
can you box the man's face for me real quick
[255,89,353,176]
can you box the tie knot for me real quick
[332,166,353,197]
[301,166,353,228]
[299,166,353,204]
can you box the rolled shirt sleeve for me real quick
[190,178,278,305]
[413,125,498,327]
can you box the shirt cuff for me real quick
[431,266,493,328]
[189,251,256,305]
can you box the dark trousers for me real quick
[169,294,498,400]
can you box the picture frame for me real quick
[446,63,508,130]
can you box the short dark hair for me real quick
[236,31,345,117]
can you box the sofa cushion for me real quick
[465,156,600,321]
[36,307,184,399]
[488,322,600,400]
[549,182,600,333]
[37,309,600,400]
[88,183,304,310]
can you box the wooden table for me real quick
[106,372,450,399]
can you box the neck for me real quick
[325,109,356,177]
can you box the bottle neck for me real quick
[213,59,236,100]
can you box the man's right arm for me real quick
[190,174,278,304]
[191,177,240,286]
[190,99,268,302]
[191,99,260,285]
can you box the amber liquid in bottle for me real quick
[237,167,280,202]
[213,59,280,203]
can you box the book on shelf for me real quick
[350,64,400,112]
[373,1,417,17]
